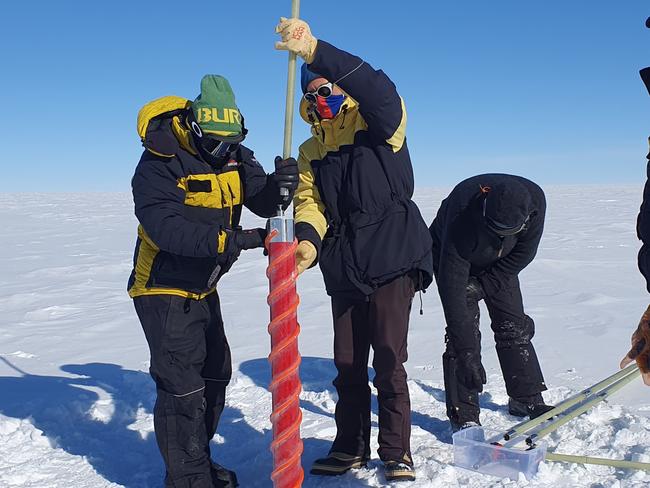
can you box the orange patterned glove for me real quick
[274,17,318,64]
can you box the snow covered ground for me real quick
[1,187,650,487]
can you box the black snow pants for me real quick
[134,293,232,488]
[329,274,415,463]
[443,274,546,426]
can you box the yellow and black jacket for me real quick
[128,96,282,299]
[294,41,433,297]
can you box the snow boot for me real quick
[508,393,554,419]
[450,420,481,433]
[211,462,238,487]
[384,454,416,482]
[310,452,369,476]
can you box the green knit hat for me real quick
[191,75,243,138]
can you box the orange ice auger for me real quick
[266,0,303,486]
[266,222,303,488]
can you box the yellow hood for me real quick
[137,96,197,157]
[137,96,190,139]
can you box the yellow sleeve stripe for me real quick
[385,97,407,153]
[217,230,227,254]
[146,148,175,158]
[294,154,328,239]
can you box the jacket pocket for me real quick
[347,205,408,285]
[319,236,356,294]
[150,252,215,293]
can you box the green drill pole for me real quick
[283,0,300,160]
[278,0,300,213]
[526,367,641,446]
[545,451,650,471]
[503,364,638,441]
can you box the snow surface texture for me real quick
[1,187,650,487]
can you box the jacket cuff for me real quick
[308,40,362,84]
[476,270,502,296]
[295,222,322,267]
[308,39,329,70]
[217,230,228,254]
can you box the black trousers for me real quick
[330,274,415,463]
[134,293,232,488]
[443,275,546,425]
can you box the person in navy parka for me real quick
[430,174,553,431]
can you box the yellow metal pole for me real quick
[546,451,650,471]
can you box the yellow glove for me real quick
[274,17,318,64]
[295,240,317,275]
[620,304,650,385]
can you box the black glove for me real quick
[231,227,267,251]
[208,228,268,287]
[466,276,485,302]
[272,156,299,200]
[456,350,487,391]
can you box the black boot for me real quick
[210,462,238,487]
[310,452,369,476]
[450,419,481,433]
[508,393,554,419]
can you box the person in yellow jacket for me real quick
[276,18,433,482]
[128,75,298,488]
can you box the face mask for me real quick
[315,94,345,119]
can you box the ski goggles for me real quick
[186,109,245,159]
[201,136,239,159]
[304,82,334,103]
[482,198,530,236]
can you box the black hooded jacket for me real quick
[429,174,546,351]
[637,68,650,291]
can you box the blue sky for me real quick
[1,1,648,191]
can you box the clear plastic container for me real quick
[452,426,547,481]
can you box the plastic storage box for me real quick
[452,426,547,481]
